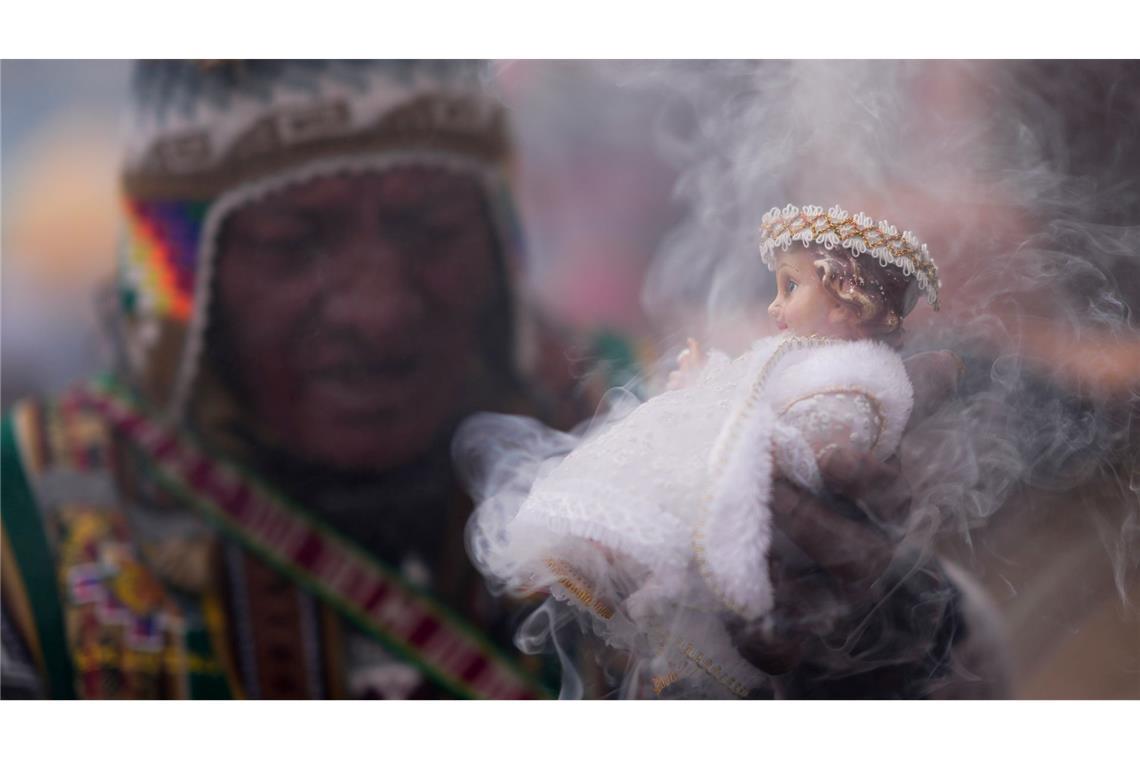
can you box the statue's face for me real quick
[211,166,508,472]
[767,248,852,339]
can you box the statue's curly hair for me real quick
[812,247,913,348]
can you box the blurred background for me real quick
[2,59,1137,697]
[3,60,131,406]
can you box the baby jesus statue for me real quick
[458,204,943,698]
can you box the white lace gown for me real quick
[461,334,914,697]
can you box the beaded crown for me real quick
[759,204,941,311]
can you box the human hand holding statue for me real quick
[728,350,975,692]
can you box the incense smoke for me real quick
[458,61,1139,698]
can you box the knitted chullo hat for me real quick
[112,60,524,420]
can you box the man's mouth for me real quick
[303,355,423,414]
[310,357,418,380]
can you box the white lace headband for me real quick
[758,204,941,310]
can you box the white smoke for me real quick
[460,60,1140,698]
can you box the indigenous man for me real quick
[1,60,591,699]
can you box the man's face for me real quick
[211,166,507,472]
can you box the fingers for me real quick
[750,459,915,674]
[769,478,894,588]
[818,449,911,527]
[733,508,871,676]
[816,446,874,495]
[726,614,805,675]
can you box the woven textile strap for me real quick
[71,377,548,700]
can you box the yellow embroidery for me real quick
[543,558,615,620]
[681,642,750,698]
[652,671,680,695]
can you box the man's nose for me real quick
[322,237,426,331]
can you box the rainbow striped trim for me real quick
[123,198,210,321]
